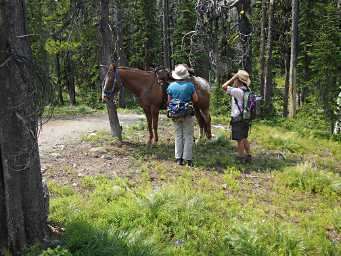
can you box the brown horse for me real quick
[102,64,211,144]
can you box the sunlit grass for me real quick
[27,115,341,255]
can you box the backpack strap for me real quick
[234,97,243,116]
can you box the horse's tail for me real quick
[199,109,212,139]
[200,109,212,139]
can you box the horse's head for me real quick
[102,64,120,102]
[155,68,172,84]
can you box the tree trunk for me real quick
[115,0,128,108]
[55,53,64,105]
[100,0,122,140]
[237,0,252,74]
[65,51,76,105]
[259,0,267,99]
[283,48,290,117]
[162,0,171,70]
[0,0,47,254]
[288,0,298,118]
[264,0,274,113]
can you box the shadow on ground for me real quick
[61,219,159,256]
[121,136,299,173]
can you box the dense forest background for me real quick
[26,0,340,133]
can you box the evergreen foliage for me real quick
[24,0,341,132]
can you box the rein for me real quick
[103,67,121,98]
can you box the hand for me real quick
[102,95,109,102]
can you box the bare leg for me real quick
[243,139,251,155]
[237,140,245,157]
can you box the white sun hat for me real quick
[172,64,190,80]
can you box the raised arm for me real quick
[222,74,238,91]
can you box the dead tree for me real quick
[0,0,48,254]
[237,0,252,74]
[263,0,274,113]
[100,0,122,140]
[288,0,298,118]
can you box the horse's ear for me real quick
[108,64,115,72]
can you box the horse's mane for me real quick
[117,66,155,74]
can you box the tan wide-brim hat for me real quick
[236,70,251,86]
[172,64,190,80]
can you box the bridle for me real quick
[102,66,122,98]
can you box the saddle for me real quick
[155,67,210,110]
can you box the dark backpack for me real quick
[234,88,258,121]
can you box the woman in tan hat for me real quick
[222,70,252,163]
[167,64,198,167]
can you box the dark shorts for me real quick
[230,119,250,141]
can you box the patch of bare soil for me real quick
[41,141,141,188]
[39,113,144,153]
[39,113,144,187]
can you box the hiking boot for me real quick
[185,160,194,167]
[245,154,252,163]
[176,158,184,166]
[236,155,246,164]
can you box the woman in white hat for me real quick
[167,64,198,167]
[222,70,252,163]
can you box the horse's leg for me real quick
[151,107,159,144]
[204,111,212,139]
[201,109,212,139]
[195,108,204,138]
[144,109,154,145]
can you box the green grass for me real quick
[43,104,102,118]
[27,116,341,256]
[43,102,142,118]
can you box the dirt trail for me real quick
[38,113,144,153]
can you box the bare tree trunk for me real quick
[162,0,171,70]
[100,0,122,140]
[55,53,64,105]
[283,48,290,117]
[0,0,47,254]
[115,0,128,108]
[264,0,274,113]
[237,0,252,74]
[259,0,267,99]
[65,51,76,105]
[288,0,298,118]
